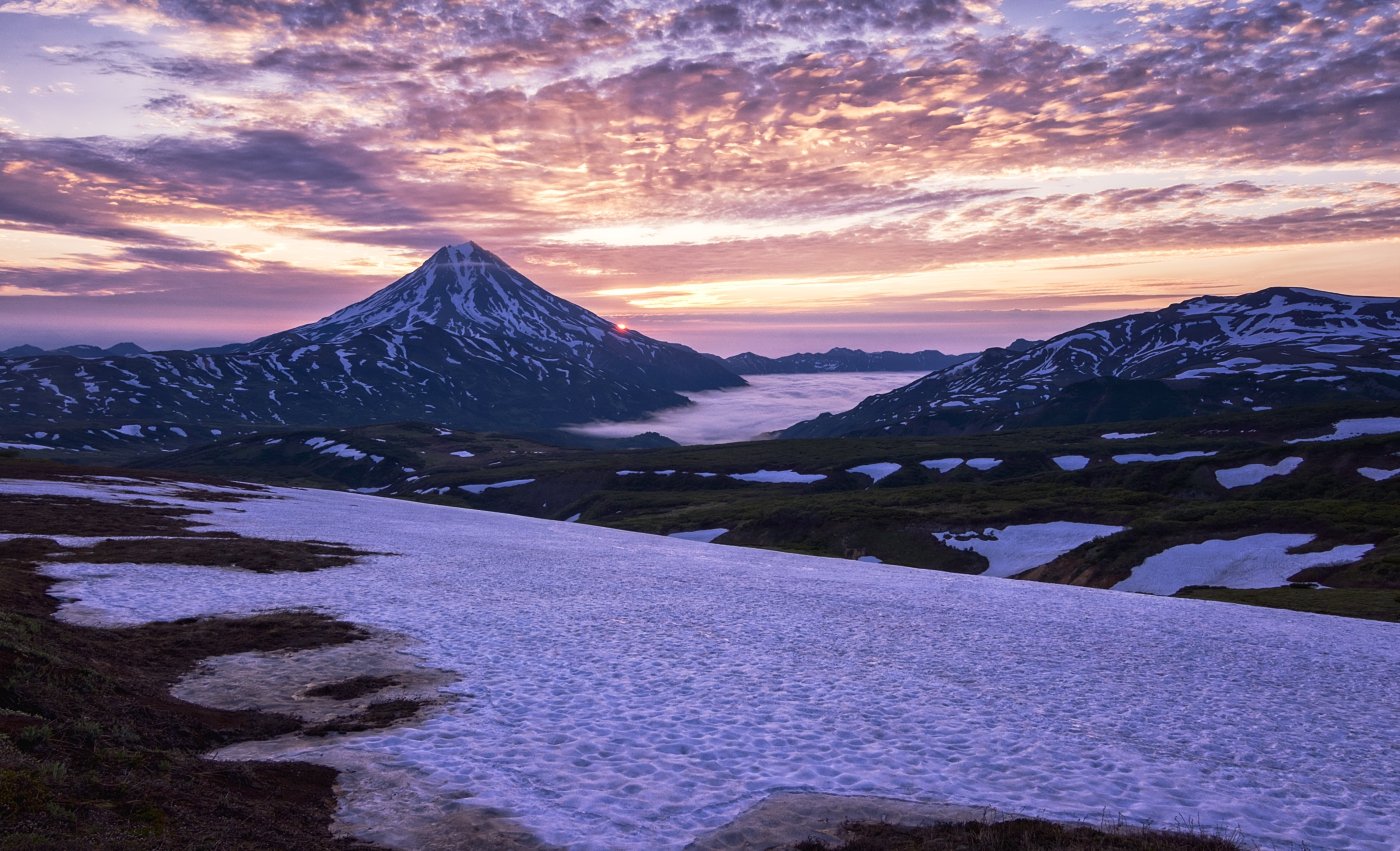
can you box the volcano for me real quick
[0,243,744,434]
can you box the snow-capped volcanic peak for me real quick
[292,242,617,344]
[0,241,743,434]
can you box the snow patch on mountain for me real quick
[667,528,729,543]
[1052,455,1090,471]
[1358,467,1399,482]
[1113,451,1217,464]
[920,458,964,473]
[934,522,1126,578]
[1114,534,1373,595]
[458,479,534,494]
[1287,417,1400,444]
[729,470,827,484]
[846,462,901,482]
[1214,457,1303,489]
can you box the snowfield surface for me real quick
[6,478,1399,850]
[1101,431,1156,440]
[1288,417,1400,443]
[1113,451,1217,464]
[1114,534,1374,595]
[1357,467,1399,482]
[666,528,729,543]
[920,458,963,473]
[933,523,1125,579]
[458,479,534,495]
[1214,457,1304,489]
[846,462,901,482]
[1052,455,1090,471]
[728,470,827,484]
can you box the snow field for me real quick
[9,477,1400,850]
[458,479,534,494]
[1113,534,1374,595]
[933,522,1125,578]
[1357,467,1398,482]
[728,470,827,484]
[1101,431,1156,440]
[1288,417,1400,443]
[846,462,901,482]
[666,529,729,543]
[920,458,963,472]
[305,436,369,461]
[1214,457,1303,489]
[1113,451,1217,464]
[1052,455,1089,471]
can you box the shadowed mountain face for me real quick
[783,288,1400,438]
[0,243,743,434]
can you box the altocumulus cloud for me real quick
[0,0,1395,351]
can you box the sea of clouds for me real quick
[567,372,920,444]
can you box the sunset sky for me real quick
[0,0,1396,356]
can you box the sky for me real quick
[0,0,1396,356]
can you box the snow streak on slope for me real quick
[7,477,1398,851]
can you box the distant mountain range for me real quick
[783,288,1400,438]
[0,243,742,433]
[4,260,1396,448]
[713,347,973,375]
[1,342,148,358]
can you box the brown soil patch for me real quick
[305,675,403,701]
[0,457,261,491]
[0,537,383,849]
[304,700,423,737]
[0,494,211,537]
[794,818,1242,851]
[61,535,373,573]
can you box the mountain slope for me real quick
[783,288,1400,437]
[0,243,743,434]
[718,347,972,375]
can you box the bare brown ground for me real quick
[0,483,397,849]
[791,818,1243,851]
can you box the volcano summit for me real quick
[0,243,743,433]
